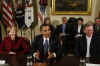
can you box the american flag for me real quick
[39,0,48,5]
[2,0,14,26]
[39,0,48,24]
[38,12,43,24]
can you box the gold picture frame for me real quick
[52,0,92,15]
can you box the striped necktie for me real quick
[44,39,49,56]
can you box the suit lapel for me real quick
[84,37,87,53]
[41,36,44,48]
[37,36,44,51]
[80,25,83,33]
[89,36,95,52]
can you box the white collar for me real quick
[43,37,49,45]
[86,35,92,40]
[43,37,49,40]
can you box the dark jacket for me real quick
[74,34,100,58]
[55,23,71,36]
[72,24,84,36]
[31,35,58,61]
[93,24,100,36]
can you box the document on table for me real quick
[0,60,5,64]
[86,63,100,66]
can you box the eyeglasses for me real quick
[87,30,93,32]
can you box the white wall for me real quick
[94,0,100,17]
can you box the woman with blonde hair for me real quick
[0,25,29,66]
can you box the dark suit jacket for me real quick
[72,24,84,36]
[93,24,100,32]
[49,24,55,33]
[31,35,58,61]
[74,34,100,58]
[93,24,100,36]
[55,23,71,36]
[0,36,28,55]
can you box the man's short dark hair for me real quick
[40,24,50,31]
[77,17,83,22]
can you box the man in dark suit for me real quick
[55,17,71,36]
[55,17,73,55]
[74,22,100,63]
[72,17,84,38]
[32,24,58,63]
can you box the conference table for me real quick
[0,55,100,66]
[33,56,100,66]
[54,56,100,66]
[0,54,26,66]
[52,56,80,66]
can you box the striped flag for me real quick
[38,12,43,24]
[39,0,48,5]
[2,0,14,26]
[39,0,48,24]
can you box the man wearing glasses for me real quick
[74,22,100,63]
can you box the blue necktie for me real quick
[62,24,65,33]
[44,39,49,56]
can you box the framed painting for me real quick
[52,0,92,15]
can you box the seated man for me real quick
[0,25,29,66]
[72,17,84,38]
[74,22,100,63]
[31,24,58,63]
[55,17,70,36]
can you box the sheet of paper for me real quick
[0,60,5,64]
[86,63,100,66]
